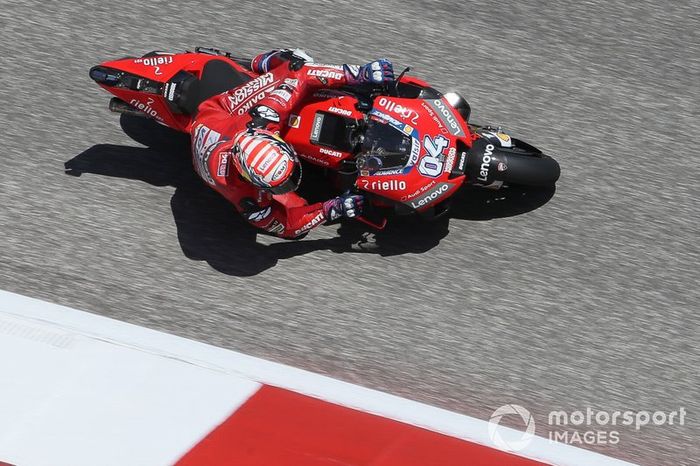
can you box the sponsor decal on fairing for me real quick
[421,101,449,133]
[288,114,301,128]
[369,109,402,129]
[426,98,465,137]
[369,109,418,140]
[360,179,407,191]
[129,97,162,121]
[477,144,495,182]
[133,54,173,75]
[319,147,343,158]
[163,82,177,101]
[408,182,451,209]
[327,106,353,117]
[457,151,467,172]
[408,138,420,165]
[310,114,324,141]
[400,180,436,201]
[134,55,174,66]
[480,130,514,148]
[376,97,420,125]
[444,147,457,173]
[496,132,512,146]
[300,153,331,166]
[373,167,409,176]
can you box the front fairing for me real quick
[355,95,472,211]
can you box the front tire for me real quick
[466,137,560,188]
[497,152,560,187]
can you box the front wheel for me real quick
[465,137,560,188]
[495,152,560,187]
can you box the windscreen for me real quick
[356,118,412,172]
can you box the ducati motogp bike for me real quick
[90,47,560,228]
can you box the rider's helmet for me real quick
[231,129,301,194]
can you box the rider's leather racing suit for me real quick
[189,51,355,239]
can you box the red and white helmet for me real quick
[231,129,301,194]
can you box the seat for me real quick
[178,59,252,115]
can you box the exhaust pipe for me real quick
[108,97,148,117]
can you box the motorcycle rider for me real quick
[190,49,395,238]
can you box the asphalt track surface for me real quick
[1,1,698,464]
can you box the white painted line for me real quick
[0,290,637,466]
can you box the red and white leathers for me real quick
[189,50,353,239]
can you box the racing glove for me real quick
[344,59,395,85]
[322,193,364,222]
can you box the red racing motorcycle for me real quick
[89,47,560,228]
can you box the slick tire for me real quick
[497,153,561,187]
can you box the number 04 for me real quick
[418,135,449,178]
